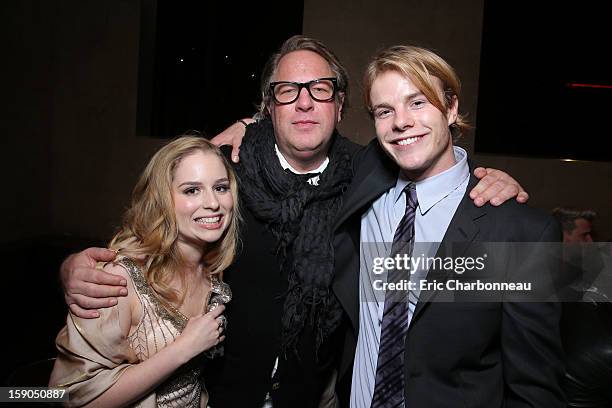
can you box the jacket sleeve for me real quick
[502,217,566,407]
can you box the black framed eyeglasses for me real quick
[269,77,338,104]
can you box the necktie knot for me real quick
[404,182,418,212]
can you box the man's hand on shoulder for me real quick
[210,118,255,163]
[60,247,126,319]
[470,167,529,207]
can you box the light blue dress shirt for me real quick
[350,146,470,408]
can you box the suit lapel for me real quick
[334,142,398,231]
[411,176,486,323]
[333,141,397,332]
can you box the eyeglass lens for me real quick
[273,79,335,103]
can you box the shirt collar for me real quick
[394,146,470,214]
[274,144,330,174]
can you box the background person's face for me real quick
[269,50,343,170]
[172,151,234,254]
[370,70,457,181]
[564,218,594,243]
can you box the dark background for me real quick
[138,0,303,137]
[476,2,612,161]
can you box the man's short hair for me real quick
[363,45,470,141]
[256,35,349,119]
[552,207,597,232]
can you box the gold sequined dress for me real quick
[49,257,231,407]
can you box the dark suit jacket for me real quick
[332,139,565,407]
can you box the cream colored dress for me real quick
[50,258,230,407]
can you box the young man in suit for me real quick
[333,45,565,408]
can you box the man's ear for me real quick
[266,101,274,119]
[337,92,346,123]
[447,95,458,126]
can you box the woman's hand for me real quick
[172,305,226,363]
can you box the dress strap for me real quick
[115,257,187,332]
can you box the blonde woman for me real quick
[50,136,240,407]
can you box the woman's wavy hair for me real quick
[108,136,241,306]
[363,45,471,141]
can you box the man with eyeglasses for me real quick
[58,36,528,407]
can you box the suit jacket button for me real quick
[272,382,280,390]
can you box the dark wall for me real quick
[1,1,54,242]
[1,1,166,247]
[1,0,164,383]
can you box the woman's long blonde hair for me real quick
[109,136,240,306]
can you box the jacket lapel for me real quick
[333,141,397,332]
[334,142,398,232]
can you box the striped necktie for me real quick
[371,182,418,408]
